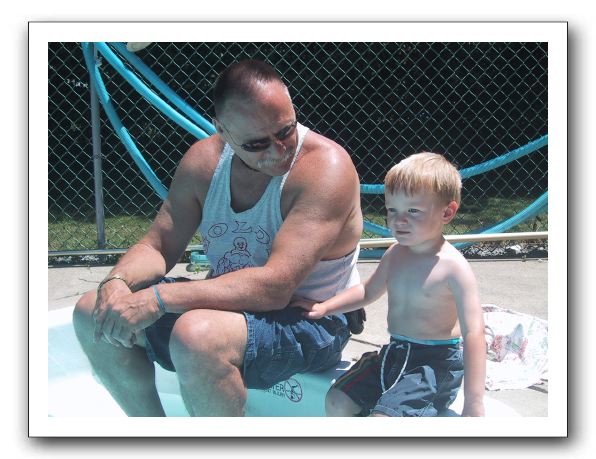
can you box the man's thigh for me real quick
[243,307,349,389]
[144,278,349,388]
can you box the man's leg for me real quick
[72,290,166,417]
[168,309,248,417]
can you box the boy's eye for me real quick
[408,208,420,214]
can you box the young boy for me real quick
[294,152,486,417]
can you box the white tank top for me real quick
[198,123,360,302]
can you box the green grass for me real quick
[49,196,547,252]
[49,214,203,251]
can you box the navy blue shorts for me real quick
[143,277,351,389]
[332,335,464,416]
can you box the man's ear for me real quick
[442,201,459,223]
[212,118,225,135]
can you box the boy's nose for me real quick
[393,213,408,224]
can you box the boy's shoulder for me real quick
[438,241,477,281]
[439,240,466,260]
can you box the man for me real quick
[73,59,363,416]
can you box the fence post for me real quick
[90,44,106,250]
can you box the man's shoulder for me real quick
[185,135,223,162]
[170,135,225,201]
[292,130,356,184]
[179,135,224,177]
[280,129,360,220]
[302,129,350,161]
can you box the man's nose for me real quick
[270,138,287,156]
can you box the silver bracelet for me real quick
[97,274,128,292]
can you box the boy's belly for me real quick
[387,307,461,341]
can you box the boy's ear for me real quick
[442,201,459,223]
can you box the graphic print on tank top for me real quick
[204,220,272,276]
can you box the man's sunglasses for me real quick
[221,120,298,153]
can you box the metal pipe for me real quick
[90,44,106,250]
[48,232,547,258]
[49,244,206,258]
[360,231,548,249]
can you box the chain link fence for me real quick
[48,42,548,260]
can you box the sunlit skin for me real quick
[214,81,299,177]
[73,74,364,417]
[384,191,454,253]
[293,190,486,417]
[382,191,464,340]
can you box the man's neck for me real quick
[235,154,261,173]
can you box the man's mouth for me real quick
[257,150,294,169]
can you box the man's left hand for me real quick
[93,288,163,348]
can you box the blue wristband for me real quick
[152,285,167,314]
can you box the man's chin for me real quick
[258,153,295,175]
[261,165,291,177]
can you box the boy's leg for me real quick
[327,350,385,417]
[326,388,365,416]
[373,343,464,417]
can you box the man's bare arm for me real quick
[154,143,361,313]
[100,141,209,291]
[93,141,209,344]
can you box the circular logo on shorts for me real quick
[283,378,303,402]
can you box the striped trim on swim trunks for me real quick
[391,333,461,346]
[332,351,380,392]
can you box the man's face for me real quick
[216,81,298,177]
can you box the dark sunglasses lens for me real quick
[242,142,270,153]
[240,121,296,152]
[278,122,297,140]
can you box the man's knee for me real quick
[169,310,246,371]
[170,311,224,359]
[72,290,97,337]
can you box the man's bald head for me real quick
[213,60,289,118]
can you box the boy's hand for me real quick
[289,297,327,319]
[461,399,485,417]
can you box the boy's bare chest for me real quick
[387,259,454,311]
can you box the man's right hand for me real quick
[93,278,133,347]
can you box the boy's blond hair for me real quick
[384,152,461,205]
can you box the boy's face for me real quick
[384,190,457,249]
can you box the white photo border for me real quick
[31,21,567,437]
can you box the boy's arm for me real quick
[448,259,486,417]
[293,244,394,319]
